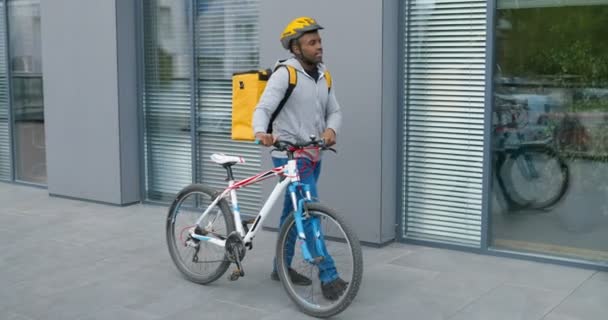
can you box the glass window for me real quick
[142,0,261,212]
[194,0,261,215]
[142,0,193,201]
[8,0,45,184]
[0,1,10,181]
[491,0,608,263]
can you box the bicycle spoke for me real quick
[167,186,234,284]
[277,205,361,316]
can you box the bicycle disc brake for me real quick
[225,231,246,281]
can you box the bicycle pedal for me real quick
[228,269,244,281]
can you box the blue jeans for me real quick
[272,157,338,284]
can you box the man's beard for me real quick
[301,52,322,65]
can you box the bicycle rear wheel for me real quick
[166,184,235,284]
[498,146,569,210]
[276,203,362,318]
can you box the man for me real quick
[252,16,346,300]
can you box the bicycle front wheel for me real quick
[166,184,235,284]
[499,146,569,210]
[276,203,363,318]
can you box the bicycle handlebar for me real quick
[274,139,323,149]
[255,136,336,156]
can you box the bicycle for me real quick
[492,95,569,210]
[165,137,363,318]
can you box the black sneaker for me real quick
[270,268,312,286]
[321,277,349,301]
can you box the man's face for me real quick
[293,31,323,65]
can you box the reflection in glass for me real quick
[194,0,262,216]
[9,0,45,184]
[491,1,608,263]
[142,0,192,201]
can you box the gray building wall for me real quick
[41,0,139,205]
[259,0,398,244]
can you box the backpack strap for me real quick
[324,70,332,93]
[266,65,297,134]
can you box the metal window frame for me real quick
[135,0,145,201]
[189,0,198,186]
[480,0,496,252]
[396,0,408,244]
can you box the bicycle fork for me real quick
[289,183,328,265]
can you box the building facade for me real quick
[0,0,607,269]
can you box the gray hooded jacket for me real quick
[252,57,342,150]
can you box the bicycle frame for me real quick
[189,157,314,251]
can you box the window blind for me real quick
[402,0,488,247]
[0,2,11,181]
[142,0,193,201]
[142,0,261,212]
[195,0,261,216]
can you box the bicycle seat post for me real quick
[223,163,235,182]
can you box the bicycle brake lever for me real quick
[328,147,337,153]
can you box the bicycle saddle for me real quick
[210,153,246,166]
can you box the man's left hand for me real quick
[323,128,337,146]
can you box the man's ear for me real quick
[291,41,301,55]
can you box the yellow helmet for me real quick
[280,16,324,50]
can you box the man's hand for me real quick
[255,132,275,147]
[323,128,337,146]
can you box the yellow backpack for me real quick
[231,65,332,141]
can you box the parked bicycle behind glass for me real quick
[492,94,570,211]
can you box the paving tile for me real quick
[156,298,271,320]
[448,284,568,320]
[77,306,160,320]
[8,278,165,320]
[543,277,608,320]
[345,286,473,320]
[0,310,34,320]
[590,270,608,282]
[125,282,215,319]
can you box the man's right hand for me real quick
[255,132,275,147]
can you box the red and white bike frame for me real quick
[190,157,307,248]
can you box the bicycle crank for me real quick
[225,231,246,281]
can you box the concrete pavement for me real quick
[1,182,607,319]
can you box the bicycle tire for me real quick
[166,184,235,284]
[498,146,569,210]
[276,202,363,318]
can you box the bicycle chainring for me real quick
[225,231,246,262]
